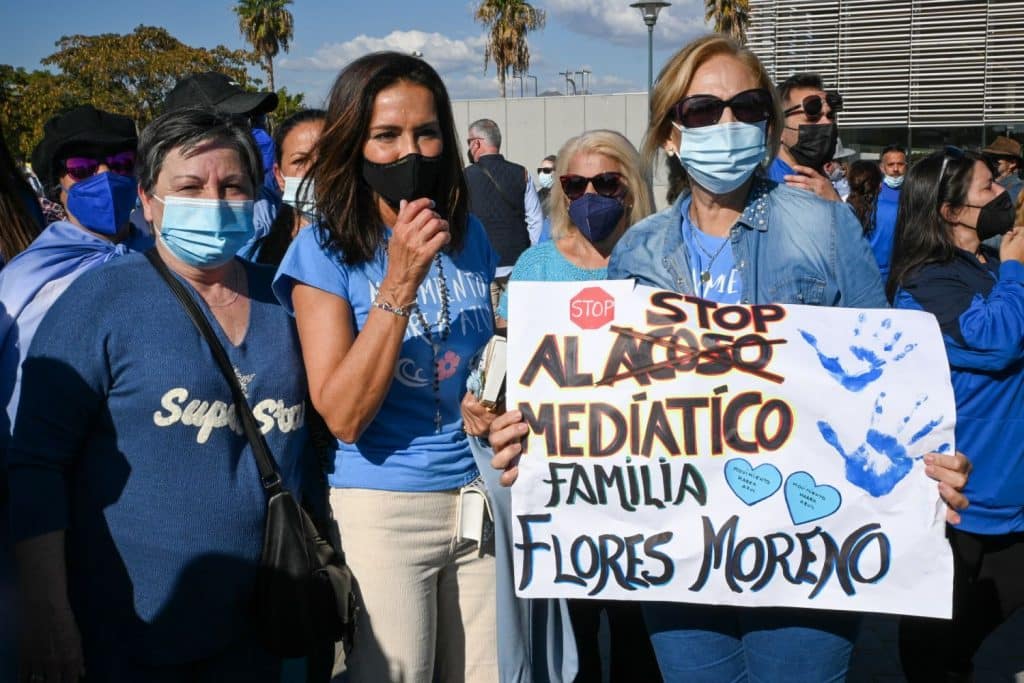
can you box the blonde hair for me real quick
[550,129,654,240]
[642,34,782,180]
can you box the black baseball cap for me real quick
[163,72,278,116]
[30,104,138,191]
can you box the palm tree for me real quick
[705,0,750,44]
[474,0,546,98]
[234,0,294,94]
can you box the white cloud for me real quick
[545,0,708,46]
[275,25,648,102]
[280,30,488,75]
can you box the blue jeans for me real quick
[642,603,861,683]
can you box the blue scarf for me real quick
[0,221,152,444]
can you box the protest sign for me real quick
[507,280,956,618]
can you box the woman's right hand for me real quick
[18,599,84,683]
[489,409,529,487]
[379,198,451,305]
[999,225,1024,264]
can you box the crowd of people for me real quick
[0,31,1019,683]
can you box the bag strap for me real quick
[476,163,524,218]
[144,248,283,496]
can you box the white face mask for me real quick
[883,174,904,189]
[282,176,315,211]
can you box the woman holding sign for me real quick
[491,35,972,682]
[889,148,1024,682]
[274,53,499,681]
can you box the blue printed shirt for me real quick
[274,217,497,492]
[7,254,310,663]
[678,196,743,303]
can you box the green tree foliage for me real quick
[705,0,750,44]
[474,0,545,98]
[0,66,74,161]
[234,0,294,94]
[273,87,306,121]
[0,26,258,161]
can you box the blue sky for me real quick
[0,1,712,104]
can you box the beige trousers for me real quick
[330,487,498,683]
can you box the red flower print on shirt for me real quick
[436,351,461,381]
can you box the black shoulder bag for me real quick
[145,249,357,658]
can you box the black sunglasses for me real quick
[537,167,554,174]
[936,145,966,199]
[670,88,773,128]
[783,91,843,122]
[560,172,625,201]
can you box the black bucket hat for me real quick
[163,72,278,117]
[30,105,138,192]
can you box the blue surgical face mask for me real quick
[883,174,904,189]
[282,176,316,214]
[65,171,138,235]
[673,120,767,195]
[568,193,625,244]
[537,172,555,190]
[155,195,254,268]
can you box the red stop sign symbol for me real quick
[570,286,615,329]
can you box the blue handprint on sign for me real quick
[816,393,949,497]
[799,314,917,392]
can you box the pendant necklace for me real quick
[690,223,730,288]
[412,252,451,433]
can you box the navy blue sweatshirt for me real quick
[895,249,1024,534]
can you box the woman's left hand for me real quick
[924,450,971,524]
[461,391,498,437]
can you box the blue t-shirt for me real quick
[498,239,607,320]
[7,254,310,664]
[767,156,794,184]
[274,217,498,492]
[870,183,900,281]
[679,197,742,303]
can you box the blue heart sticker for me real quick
[785,471,842,525]
[724,458,782,506]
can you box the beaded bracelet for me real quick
[371,297,415,318]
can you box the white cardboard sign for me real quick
[508,280,955,618]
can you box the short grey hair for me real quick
[136,107,262,195]
[469,118,502,149]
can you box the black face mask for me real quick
[466,150,475,165]
[786,123,838,171]
[362,153,443,210]
[967,191,1015,241]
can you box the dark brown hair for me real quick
[0,123,43,261]
[846,160,883,234]
[311,52,468,264]
[886,149,982,301]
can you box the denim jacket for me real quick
[609,176,887,308]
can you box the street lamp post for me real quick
[630,2,671,107]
